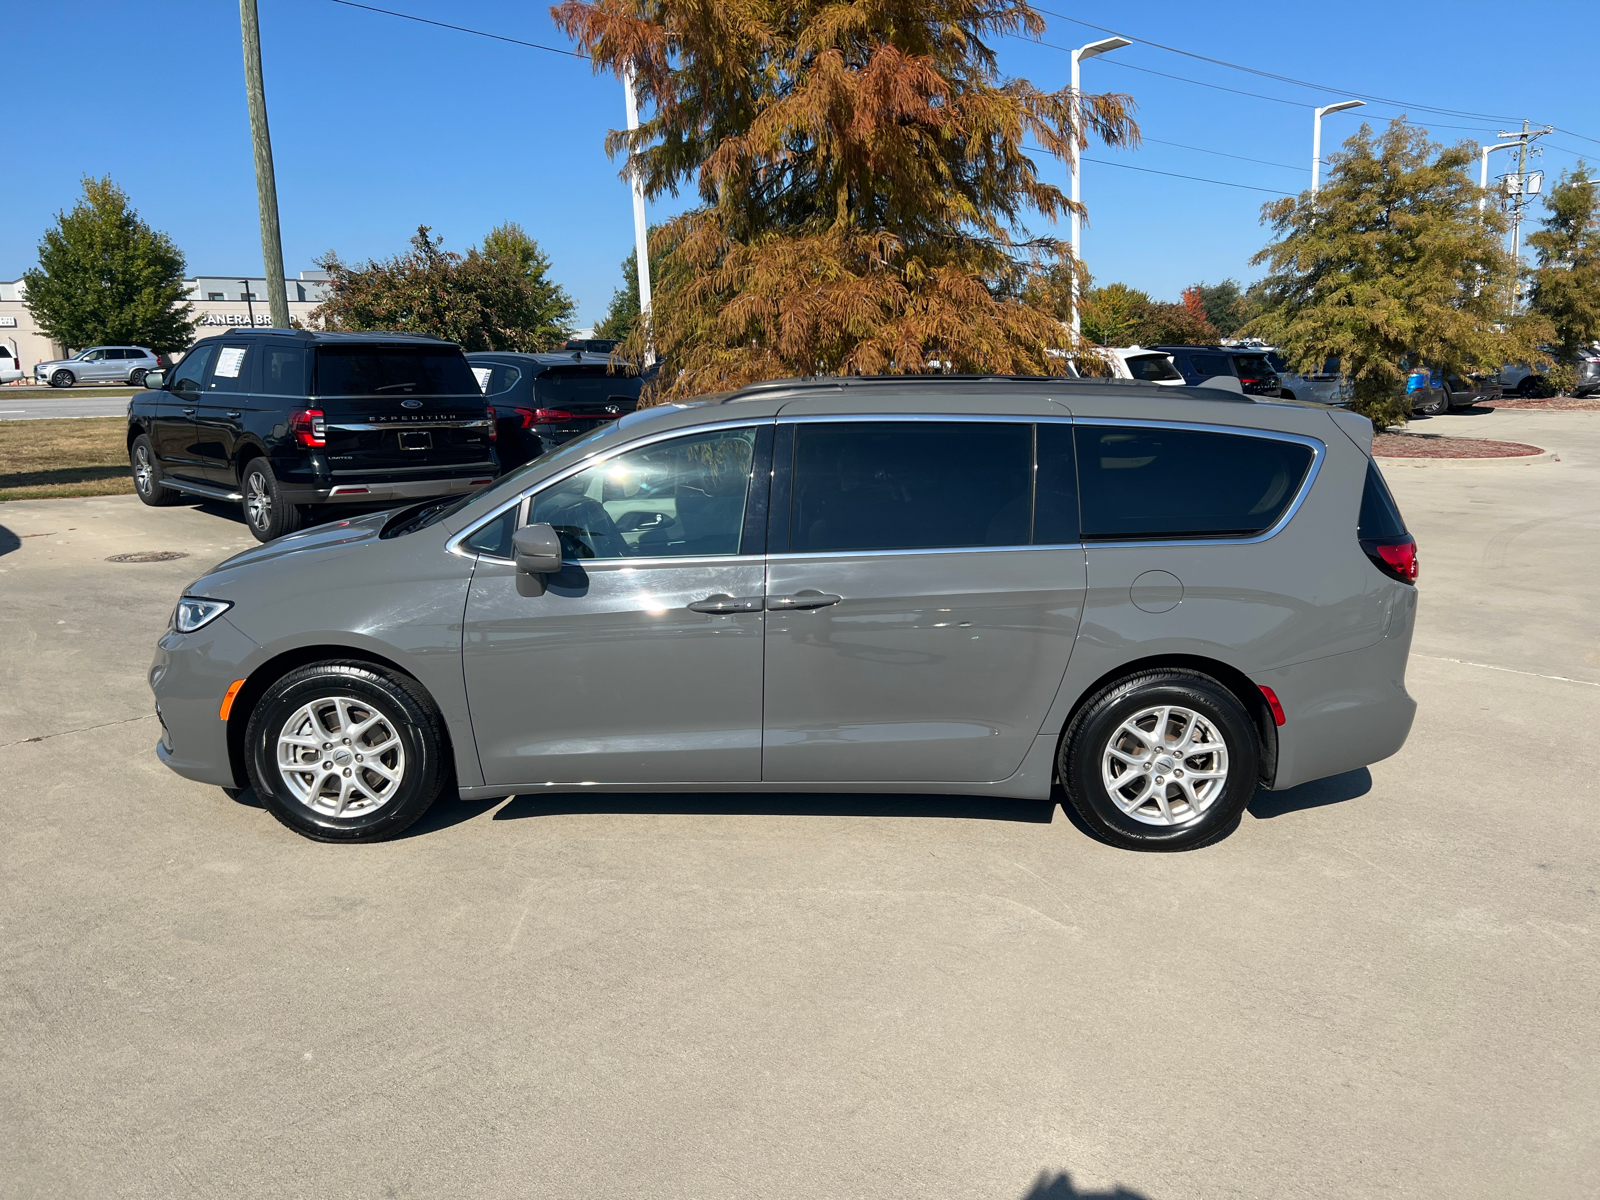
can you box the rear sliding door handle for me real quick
[767,591,842,610]
[687,594,765,614]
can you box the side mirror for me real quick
[142,370,165,390]
[512,523,563,574]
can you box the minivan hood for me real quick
[187,509,396,596]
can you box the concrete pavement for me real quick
[0,409,1596,1200]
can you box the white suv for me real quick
[0,341,22,384]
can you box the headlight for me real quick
[172,597,233,633]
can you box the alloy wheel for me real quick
[133,444,155,497]
[1099,704,1230,827]
[275,696,407,818]
[245,469,272,531]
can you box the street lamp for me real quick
[1066,36,1131,340]
[1478,141,1520,212]
[1311,100,1364,194]
[622,63,654,365]
[239,280,255,327]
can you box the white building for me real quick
[0,271,331,368]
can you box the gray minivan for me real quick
[149,376,1418,851]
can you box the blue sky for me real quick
[4,0,1596,325]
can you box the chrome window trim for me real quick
[767,543,1085,561]
[447,417,769,562]
[1072,417,1325,547]
[777,411,1045,424]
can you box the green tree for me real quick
[1190,279,1249,337]
[554,0,1138,394]
[1526,163,1600,392]
[1248,119,1544,427]
[313,223,574,351]
[23,175,195,354]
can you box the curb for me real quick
[1374,449,1559,468]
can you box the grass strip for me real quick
[0,417,133,501]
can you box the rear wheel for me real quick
[130,435,182,506]
[245,661,451,843]
[1416,389,1446,416]
[49,369,74,388]
[1059,669,1259,851]
[1515,374,1544,399]
[241,457,302,542]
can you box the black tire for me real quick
[245,661,451,843]
[49,369,74,388]
[129,434,183,506]
[1279,389,1296,401]
[1059,669,1259,851]
[1515,375,1543,399]
[240,456,302,542]
[1415,389,1446,417]
[129,368,148,386]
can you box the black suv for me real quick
[466,350,645,471]
[1152,345,1283,397]
[129,330,500,542]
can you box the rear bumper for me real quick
[279,473,496,506]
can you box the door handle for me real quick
[227,411,242,419]
[182,407,196,416]
[767,591,842,610]
[687,594,764,614]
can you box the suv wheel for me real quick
[130,434,183,506]
[245,661,451,843]
[1059,669,1259,851]
[49,369,74,388]
[1417,390,1446,417]
[241,458,302,542]
[1515,375,1544,399]
[129,368,148,386]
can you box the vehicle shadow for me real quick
[0,524,19,557]
[1439,404,1498,418]
[1019,1170,1153,1199]
[492,791,1058,824]
[1248,767,1371,819]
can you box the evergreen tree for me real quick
[1190,279,1248,337]
[313,223,574,351]
[553,0,1138,394]
[1526,163,1600,391]
[1248,119,1544,427]
[23,175,195,354]
[593,227,667,341]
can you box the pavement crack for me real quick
[1,712,155,748]
[1414,654,1600,688]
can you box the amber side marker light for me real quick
[219,679,246,721]
[1258,685,1286,727]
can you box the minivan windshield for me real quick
[315,344,480,397]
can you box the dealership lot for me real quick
[1,410,1595,1199]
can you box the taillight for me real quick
[289,408,325,448]
[510,406,574,427]
[485,404,497,440]
[1360,534,1418,585]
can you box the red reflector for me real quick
[470,478,492,485]
[1258,685,1286,727]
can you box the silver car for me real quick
[150,376,1418,851]
[35,345,162,387]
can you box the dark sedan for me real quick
[467,351,645,471]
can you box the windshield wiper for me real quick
[373,382,419,393]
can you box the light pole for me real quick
[239,280,255,327]
[1479,140,1521,212]
[1311,100,1364,194]
[622,62,654,365]
[1068,35,1130,340]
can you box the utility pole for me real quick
[622,62,654,365]
[1494,120,1554,309]
[239,0,291,329]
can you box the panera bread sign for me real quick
[199,313,275,326]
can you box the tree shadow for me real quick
[1248,767,1371,819]
[0,524,19,557]
[1020,1169,1153,1199]
[493,790,1057,824]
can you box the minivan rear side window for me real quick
[1075,425,1314,540]
[315,344,479,397]
[789,421,1030,553]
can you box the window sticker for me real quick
[215,346,248,378]
[471,365,493,394]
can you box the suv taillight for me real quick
[1360,535,1418,585]
[513,407,574,427]
[485,405,497,440]
[289,408,326,448]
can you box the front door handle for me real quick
[226,411,242,419]
[182,407,196,416]
[687,594,765,614]
[767,591,842,610]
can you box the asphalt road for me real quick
[0,385,136,420]
[0,408,1595,1200]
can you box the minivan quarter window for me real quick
[1075,423,1316,541]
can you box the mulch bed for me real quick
[1484,395,1600,411]
[1373,432,1544,459]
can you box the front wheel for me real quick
[240,458,302,542]
[129,368,148,386]
[245,661,451,843]
[50,369,74,388]
[130,434,183,506]
[1059,669,1259,851]
[1515,375,1543,399]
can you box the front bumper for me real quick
[149,614,261,788]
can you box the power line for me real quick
[1083,157,1292,196]
[325,0,588,59]
[1140,137,1301,173]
